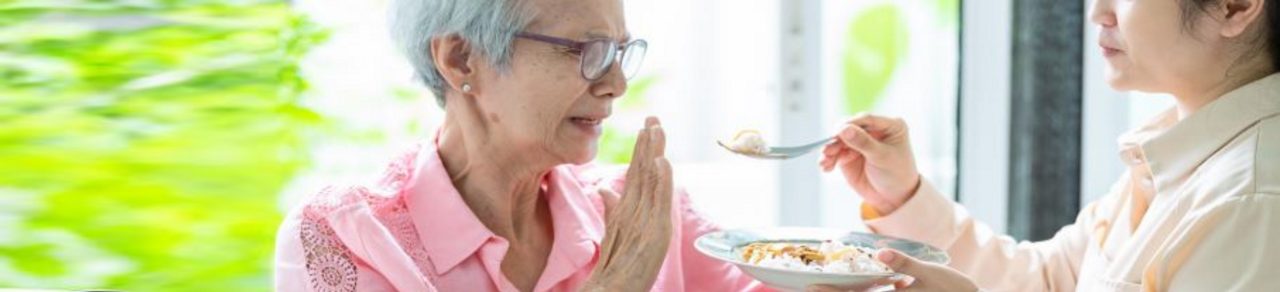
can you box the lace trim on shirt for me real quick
[298,142,438,290]
[300,187,358,292]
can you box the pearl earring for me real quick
[461,83,472,93]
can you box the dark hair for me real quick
[1271,0,1280,71]
[1181,0,1280,71]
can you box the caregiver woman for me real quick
[814,0,1280,290]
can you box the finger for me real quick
[641,157,667,218]
[653,157,674,217]
[805,284,845,292]
[819,153,837,171]
[598,187,621,218]
[885,275,926,292]
[826,146,859,167]
[836,124,884,157]
[846,113,904,135]
[846,149,865,166]
[647,117,666,158]
[822,141,845,157]
[820,142,852,168]
[896,284,928,292]
[641,157,661,209]
[835,148,863,168]
[832,146,855,162]
[893,278,911,290]
[821,150,844,172]
[629,126,652,169]
[806,276,898,292]
[645,116,659,128]
[855,277,901,291]
[652,125,666,159]
[647,158,675,247]
[624,126,652,202]
[876,249,928,277]
[819,153,835,172]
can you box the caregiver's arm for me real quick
[821,114,1097,291]
[864,179,1103,291]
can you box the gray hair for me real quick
[389,0,535,107]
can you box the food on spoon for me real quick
[740,240,892,274]
[728,130,769,154]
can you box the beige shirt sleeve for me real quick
[1155,193,1280,291]
[863,181,1117,291]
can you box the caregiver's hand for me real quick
[808,249,978,292]
[819,113,921,216]
[583,117,674,292]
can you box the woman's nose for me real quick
[1089,0,1117,28]
[590,62,628,99]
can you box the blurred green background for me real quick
[0,0,325,290]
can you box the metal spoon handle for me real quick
[767,136,837,154]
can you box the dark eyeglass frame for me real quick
[515,32,647,81]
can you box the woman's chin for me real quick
[564,145,598,165]
[1105,70,1135,91]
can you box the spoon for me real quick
[717,136,837,160]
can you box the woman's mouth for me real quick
[1100,45,1123,58]
[569,116,605,136]
[570,117,603,125]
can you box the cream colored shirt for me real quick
[864,73,1280,291]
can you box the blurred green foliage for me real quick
[0,0,327,290]
[842,4,907,115]
[841,1,957,115]
[933,0,960,28]
[595,75,658,165]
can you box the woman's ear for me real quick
[1218,0,1267,38]
[430,34,476,94]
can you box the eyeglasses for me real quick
[515,32,647,81]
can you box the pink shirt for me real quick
[274,142,768,291]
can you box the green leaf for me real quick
[596,125,638,165]
[619,75,658,109]
[841,4,907,115]
[932,0,959,27]
[595,74,660,165]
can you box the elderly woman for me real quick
[815,0,1280,290]
[273,0,765,291]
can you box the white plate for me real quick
[695,227,949,291]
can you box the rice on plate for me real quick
[740,240,892,274]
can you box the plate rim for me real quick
[694,227,949,278]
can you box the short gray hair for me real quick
[389,0,534,106]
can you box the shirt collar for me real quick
[535,166,605,291]
[404,143,497,273]
[1119,73,1280,192]
[404,142,605,278]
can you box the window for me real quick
[815,0,959,228]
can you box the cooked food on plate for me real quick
[740,240,892,274]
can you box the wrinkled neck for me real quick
[437,109,556,238]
